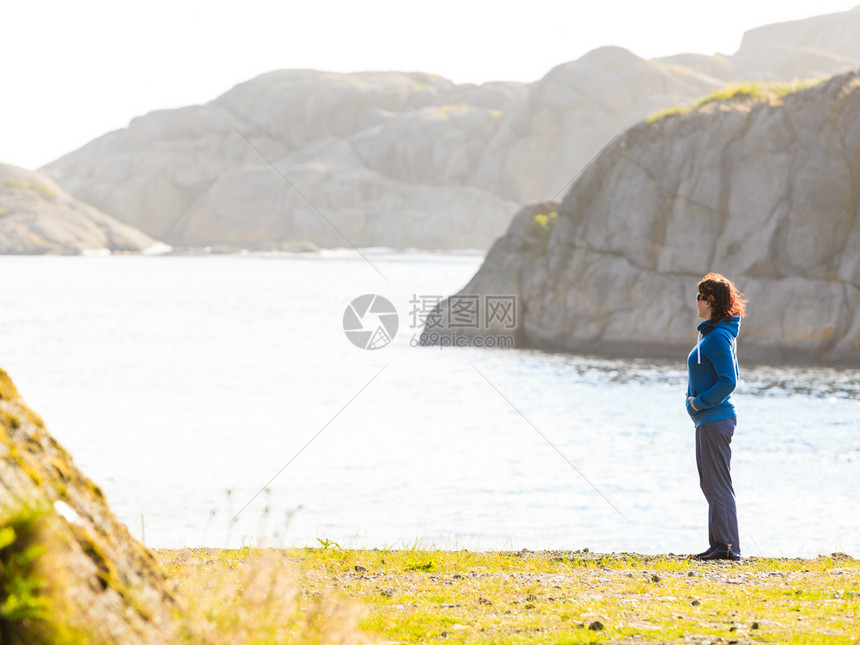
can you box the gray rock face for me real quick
[44,72,525,250]
[740,6,860,61]
[0,163,166,255]
[425,72,860,366]
[471,47,726,203]
[41,105,246,243]
[658,7,860,83]
[170,162,518,249]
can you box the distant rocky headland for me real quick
[0,164,167,255]
[423,71,860,366]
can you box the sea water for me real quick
[0,252,857,557]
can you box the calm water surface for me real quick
[0,252,857,556]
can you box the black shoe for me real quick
[698,548,741,561]
[691,546,718,560]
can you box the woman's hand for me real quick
[688,397,698,411]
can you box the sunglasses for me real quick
[696,293,708,301]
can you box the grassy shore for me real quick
[155,547,859,644]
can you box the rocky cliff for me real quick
[41,7,860,252]
[38,8,860,251]
[0,164,166,255]
[423,72,860,366]
[0,367,177,643]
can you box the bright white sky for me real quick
[2,0,857,170]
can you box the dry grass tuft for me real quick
[160,547,372,644]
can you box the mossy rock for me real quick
[0,370,19,401]
[0,366,179,643]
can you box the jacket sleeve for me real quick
[692,332,736,410]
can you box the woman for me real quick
[686,273,747,561]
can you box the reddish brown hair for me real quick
[698,273,747,322]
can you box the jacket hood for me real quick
[697,316,741,339]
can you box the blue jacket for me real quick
[686,316,741,427]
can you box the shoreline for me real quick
[158,546,858,563]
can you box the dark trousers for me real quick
[695,417,740,554]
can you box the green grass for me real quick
[0,179,57,200]
[0,508,50,626]
[157,548,860,644]
[0,504,87,645]
[693,78,826,107]
[647,77,827,123]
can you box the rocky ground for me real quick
[159,547,860,644]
